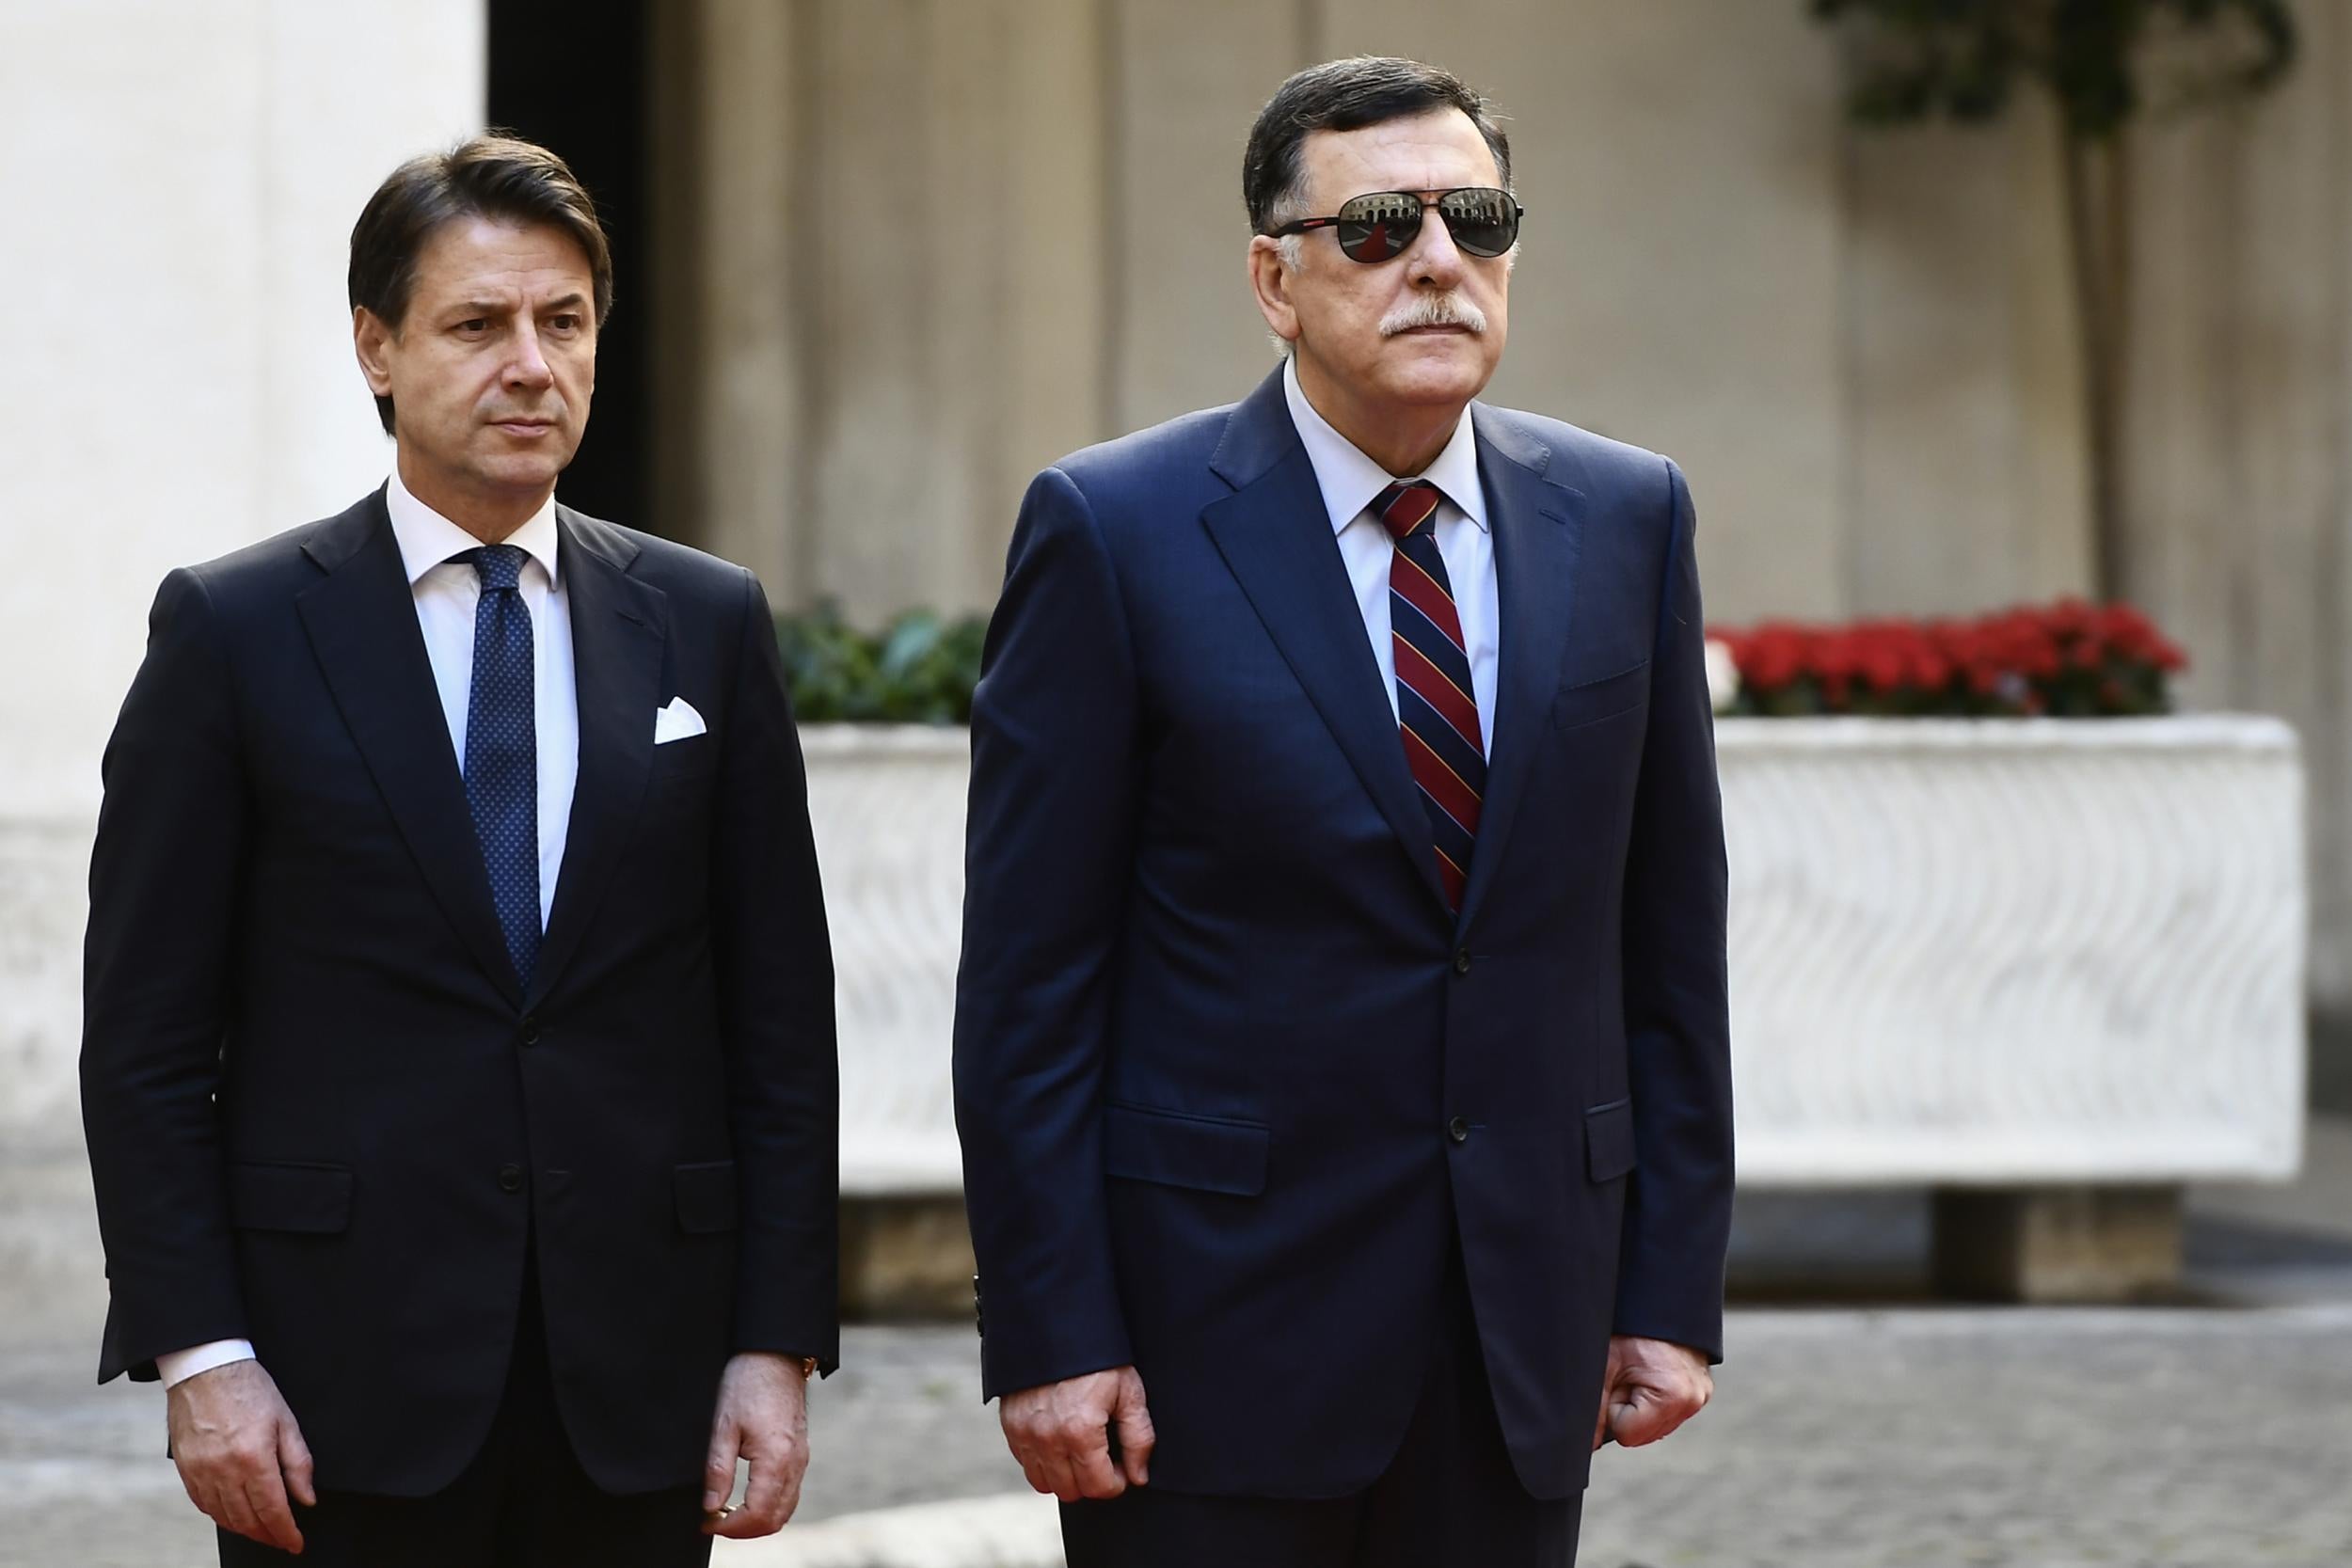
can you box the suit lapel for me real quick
[528,509,666,1011]
[1455,408,1588,934]
[1200,372,1450,911]
[295,490,522,1006]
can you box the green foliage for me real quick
[1810,0,2296,139]
[774,603,987,724]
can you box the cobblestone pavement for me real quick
[9,1303,2348,1568]
[7,1125,2350,1567]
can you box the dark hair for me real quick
[347,132,614,434]
[1243,57,1512,235]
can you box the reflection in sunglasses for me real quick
[1273,187,1523,264]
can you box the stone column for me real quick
[1105,0,1313,432]
[647,0,806,603]
[2120,1,2352,1056]
[652,0,1112,623]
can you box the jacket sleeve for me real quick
[953,467,1141,1401]
[81,568,252,1382]
[1613,458,1736,1363]
[711,567,841,1369]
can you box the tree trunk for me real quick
[2060,128,2133,604]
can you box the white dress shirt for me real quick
[156,470,581,1389]
[1283,358,1499,753]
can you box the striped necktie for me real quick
[1378,481,1485,912]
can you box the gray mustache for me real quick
[1380,293,1488,336]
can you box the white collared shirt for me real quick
[1283,358,1499,754]
[154,467,581,1392]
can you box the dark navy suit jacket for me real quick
[81,490,839,1497]
[953,369,1733,1500]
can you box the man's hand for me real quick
[167,1360,316,1554]
[702,1353,810,1538]
[999,1367,1153,1502]
[1593,1335,1712,1450]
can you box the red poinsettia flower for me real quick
[1708,598,2187,718]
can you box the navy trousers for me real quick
[1059,1243,1584,1568]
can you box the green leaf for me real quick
[1812,0,2296,137]
[774,605,990,725]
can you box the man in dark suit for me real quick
[953,58,1733,1566]
[80,135,837,1565]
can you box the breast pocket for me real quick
[650,733,718,787]
[1552,660,1650,733]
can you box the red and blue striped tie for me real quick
[1378,481,1484,912]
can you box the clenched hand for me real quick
[702,1353,810,1538]
[1593,1334,1712,1450]
[167,1361,316,1555]
[999,1366,1154,1501]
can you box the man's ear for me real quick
[1248,236,1302,352]
[353,307,397,398]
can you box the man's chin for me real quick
[469,450,574,494]
[1373,351,1496,409]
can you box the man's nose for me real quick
[1406,206,1469,289]
[506,325,555,388]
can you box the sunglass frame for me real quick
[1269,187,1524,262]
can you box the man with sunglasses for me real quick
[955,55,1731,1567]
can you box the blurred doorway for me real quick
[487,0,652,529]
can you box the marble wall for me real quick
[0,0,485,1136]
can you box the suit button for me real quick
[1454,949,1472,976]
[498,1164,525,1193]
[1448,1116,1471,1145]
[518,1016,541,1047]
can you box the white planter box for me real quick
[805,716,2308,1196]
[801,727,975,1196]
[1719,717,2304,1187]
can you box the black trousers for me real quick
[1059,1246,1583,1568]
[218,1259,709,1568]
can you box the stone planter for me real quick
[801,727,977,1317]
[1719,716,2304,1188]
[805,715,2308,1306]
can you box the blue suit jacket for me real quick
[953,369,1732,1499]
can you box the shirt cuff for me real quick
[156,1339,257,1388]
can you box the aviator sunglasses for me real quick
[1270,186,1523,263]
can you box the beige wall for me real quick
[650,0,2109,625]
[653,0,2352,1027]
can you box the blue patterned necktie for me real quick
[455,545,539,988]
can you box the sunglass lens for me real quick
[1439,188,1518,257]
[1336,193,1424,262]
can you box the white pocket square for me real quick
[654,696,707,745]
